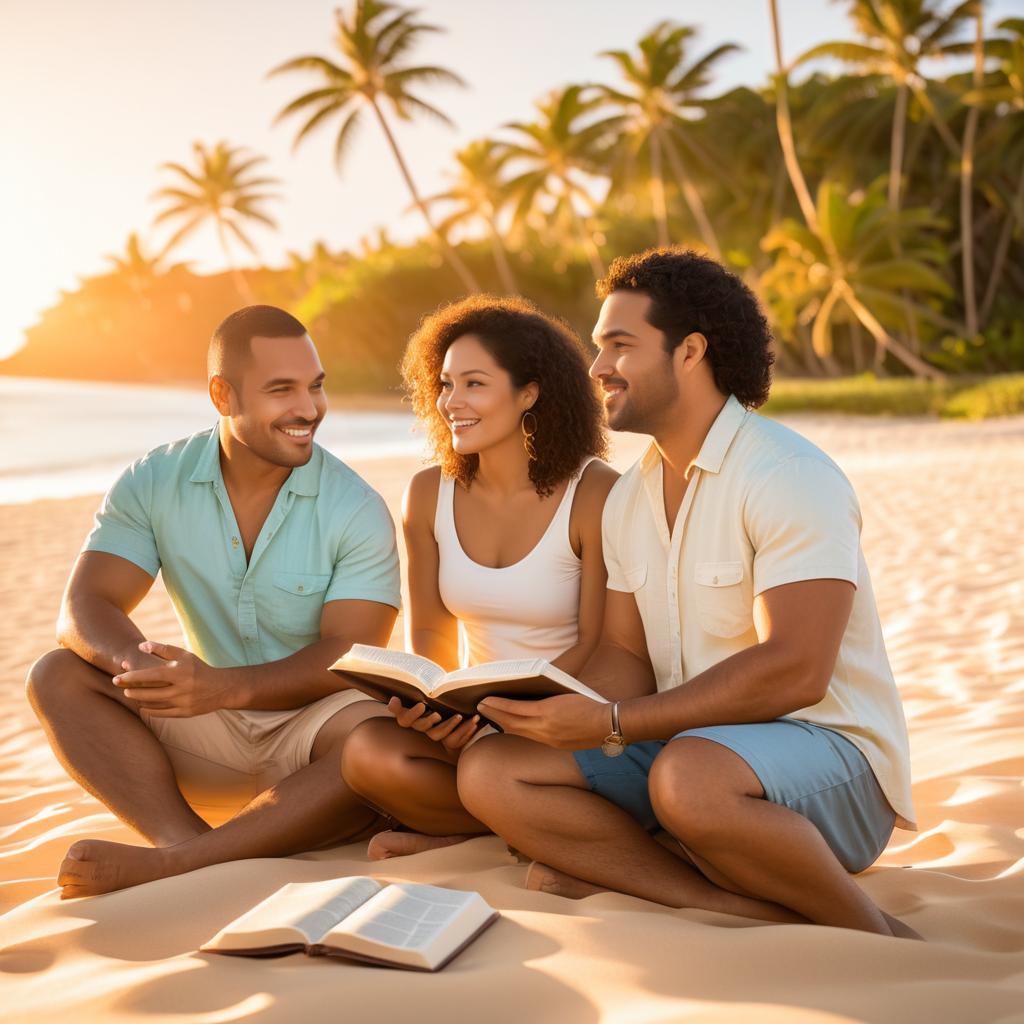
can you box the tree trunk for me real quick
[888,83,909,211]
[850,319,865,374]
[487,214,519,294]
[838,281,945,379]
[911,82,962,158]
[216,218,256,304]
[370,101,481,294]
[563,178,606,278]
[980,163,1024,326]
[661,135,720,256]
[649,130,670,247]
[768,0,819,234]
[960,8,985,338]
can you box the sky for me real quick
[2,0,1011,359]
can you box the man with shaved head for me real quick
[27,305,401,897]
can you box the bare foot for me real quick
[525,862,609,899]
[366,830,475,861]
[882,910,924,940]
[57,840,176,899]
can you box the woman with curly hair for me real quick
[341,295,618,860]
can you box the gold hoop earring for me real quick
[521,410,538,462]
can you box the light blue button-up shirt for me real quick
[83,425,400,669]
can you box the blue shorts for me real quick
[573,719,896,873]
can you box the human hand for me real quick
[113,641,230,717]
[386,698,481,752]
[476,693,610,749]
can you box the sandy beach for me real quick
[1,414,1023,1023]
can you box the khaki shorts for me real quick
[143,690,376,822]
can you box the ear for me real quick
[521,380,540,411]
[209,375,233,416]
[673,332,709,376]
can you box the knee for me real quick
[25,648,86,714]
[340,718,409,796]
[455,736,519,826]
[648,740,728,844]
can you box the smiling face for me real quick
[436,334,537,458]
[214,333,327,468]
[590,291,681,435]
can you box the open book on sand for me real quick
[202,877,498,972]
[330,644,607,726]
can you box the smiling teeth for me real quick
[451,419,479,428]
[282,427,311,437]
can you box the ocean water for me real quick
[0,377,424,505]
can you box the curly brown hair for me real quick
[401,295,608,496]
[597,247,774,408]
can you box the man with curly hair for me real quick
[459,248,918,937]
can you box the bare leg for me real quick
[649,739,910,936]
[341,717,485,860]
[457,735,801,924]
[26,649,208,846]
[57,700,385,898]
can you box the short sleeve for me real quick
[82,459,161,577]
[746,457,861,596]
[325,492,401,609]
[601,484,630,592]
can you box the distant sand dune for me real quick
[1,416,1023,1022]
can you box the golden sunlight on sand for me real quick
[0,416,1022,1022]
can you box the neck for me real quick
[471,431,535,497]
[652,390,729,482]
[218,420,292,495]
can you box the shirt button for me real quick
[713,575,719,584]
[231,536,240,548]
[297,584,304,593]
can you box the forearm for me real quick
[218,636,359,711]
[576,642,657,701]
[58,598,153,676]
[408,627,461,673]
[618,641,819,742]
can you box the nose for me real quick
[293,389,320,422]
[589,350,610,381]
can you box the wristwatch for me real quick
[600,701,626,757]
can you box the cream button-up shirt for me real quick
[602,396,916,829]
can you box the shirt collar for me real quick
[638,394,749,477]
[189,423,321,496]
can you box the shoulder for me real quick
[602,451,646,519]
[736,413,852,491]
[402,465,443,527]
[110,428,213,496]
[573,460,619,516]
[315,446,386,505]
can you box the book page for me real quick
[337,645,445,691]
[439,660,608,703]
[203,877,381,951]
[327,884,478,952]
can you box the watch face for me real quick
[601,737,626,758]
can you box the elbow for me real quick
[769,643,833,712]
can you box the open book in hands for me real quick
[202,876,498,972]
[330,644,608,727]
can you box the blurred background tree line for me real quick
[7,0,1024,408]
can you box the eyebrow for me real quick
[263,372,326,388]
[593,329,637,342]
[439,369,493,377]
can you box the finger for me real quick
[478,696,538,717]
[395,702,429,728]
[139,640,184,661]
[410,711,444,733]
[444,716,481,749]
[113,667,178,687]
[123,686,178,702]
[425,715,463,741]
[131,701,178,711]
[477,704,515,731]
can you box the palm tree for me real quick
[103,233,189,311]
[962,17,1024,327]
[760,178,950,378]
[793,0,978,213]
[596,21,737,253]
[270,0,479,293]
[152,141,279,302]
[423,140,519,293]
[502,85,618,278]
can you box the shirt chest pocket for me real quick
[269,571,332,637]
[694,561,751,638]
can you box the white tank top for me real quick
[435,460,596,667]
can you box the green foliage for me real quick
[940,374,1024,419]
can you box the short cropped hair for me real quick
[208,305,308,380]
[597,248,774,408]
[401,295,608,497]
